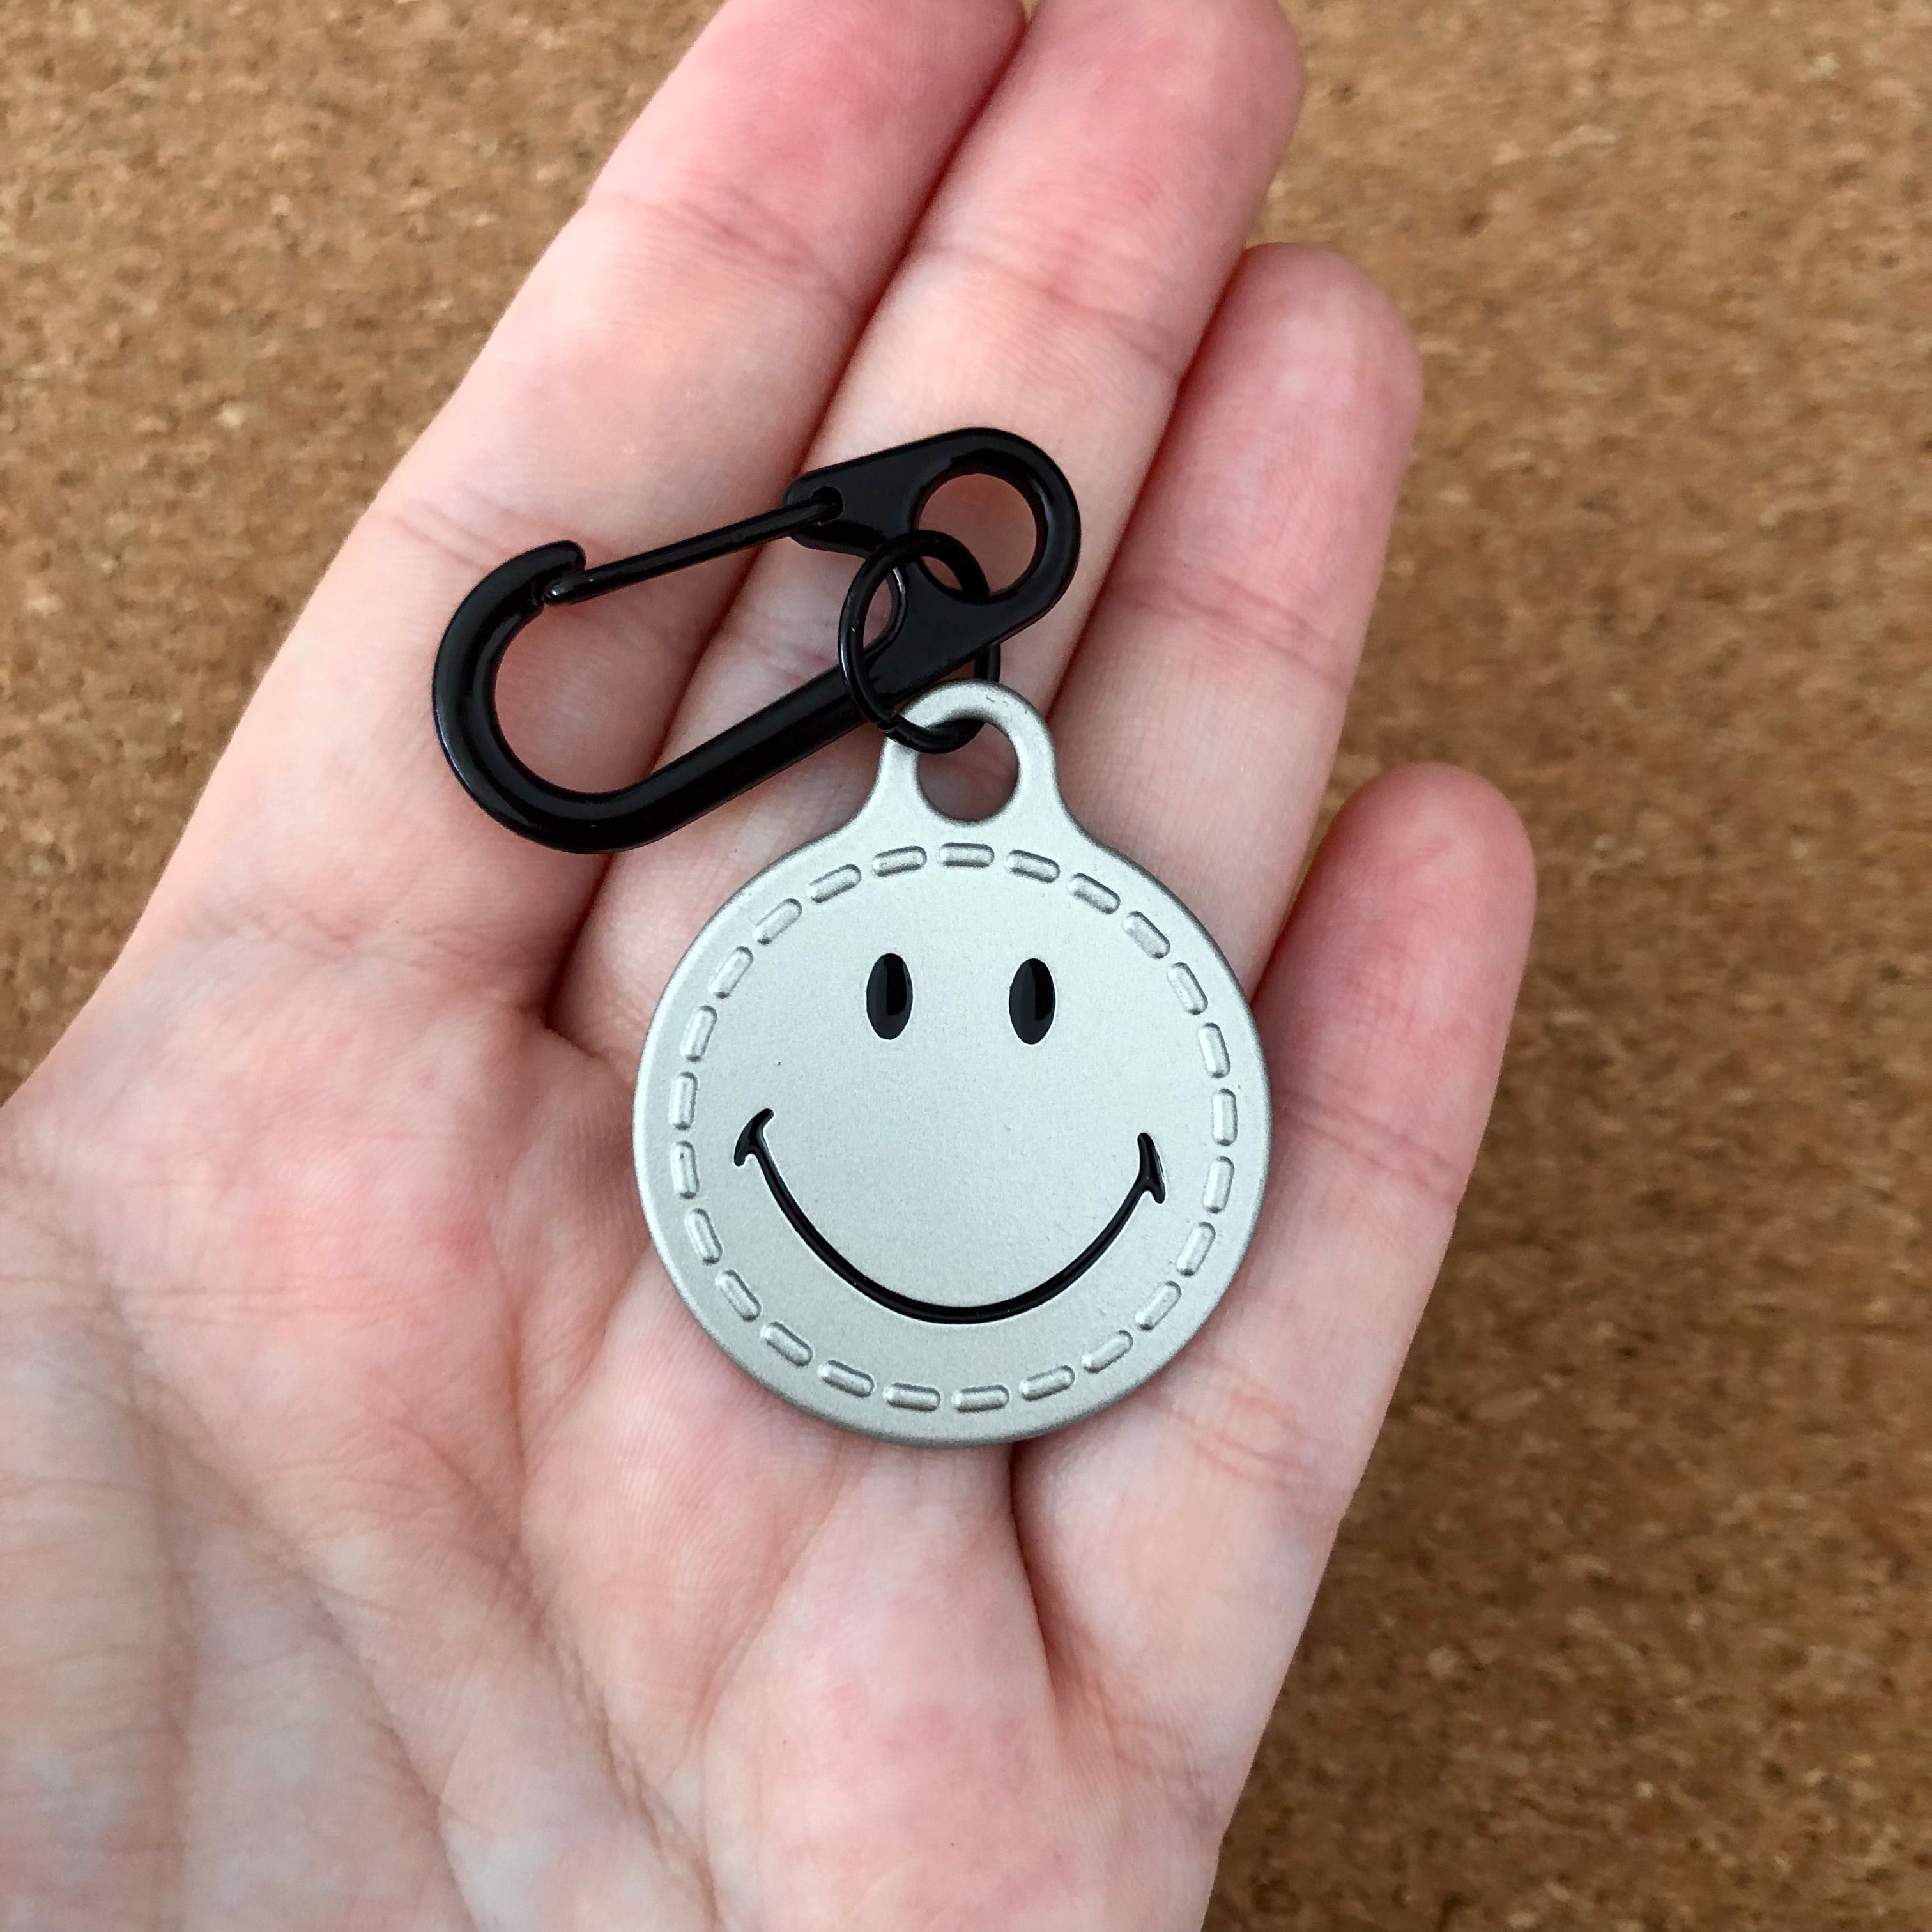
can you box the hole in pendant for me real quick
[914,727,1018,824]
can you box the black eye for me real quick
[1009,958,1055,1045]
[867,953,912,1040]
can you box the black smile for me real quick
[733,1110,1165,1326]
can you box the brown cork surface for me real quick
[2,1,1926,1926]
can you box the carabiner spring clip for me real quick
[431,428,1080,855]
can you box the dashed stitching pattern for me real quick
[668,844,1241,1418]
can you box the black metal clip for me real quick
[431,427,1080,854]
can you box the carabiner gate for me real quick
[431,427,1080,855]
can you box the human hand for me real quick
[0,1,1534,1925]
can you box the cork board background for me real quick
[3,0,1926,1925]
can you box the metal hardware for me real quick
[836,529,992,755]
[431,427,1080,855]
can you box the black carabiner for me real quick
[431,427,1080,854]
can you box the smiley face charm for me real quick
[634,683,1271,1445]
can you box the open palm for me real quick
[0,1,1533,1926]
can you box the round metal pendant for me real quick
[634,684,1272,1445]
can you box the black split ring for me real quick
[837,531,998,755]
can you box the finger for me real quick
[556,0,1305,1061]
[1016,767,1536,1834]
[132,0,1025,1005]
[1048,243,1423,983]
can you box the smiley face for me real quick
[634,686,1271,1446]
[731,946,1169,1325]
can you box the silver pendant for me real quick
[634,684,1271,1445]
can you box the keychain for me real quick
[434,429,1271,1444]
